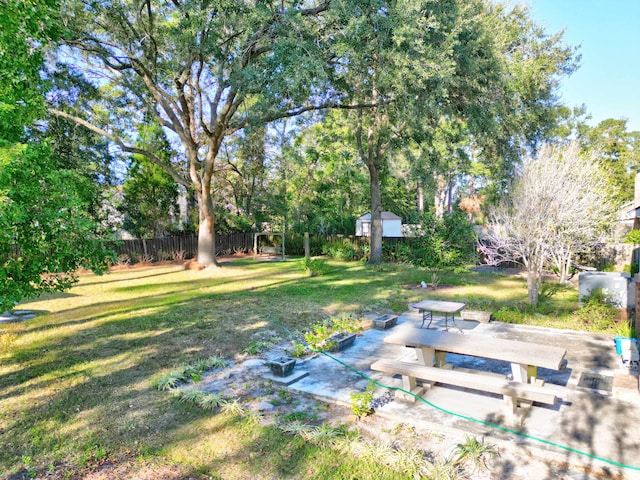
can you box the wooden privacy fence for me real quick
[110,233,255,262]
[109,233,418,262]
[108,233,640,268]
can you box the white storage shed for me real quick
[355,212,403,237]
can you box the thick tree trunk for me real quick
[558,252,572,284]
[417,180,424,215]
[527,268,540,305]
[196,191,219,268]
[368,164,383,265]
[434,175,446,218]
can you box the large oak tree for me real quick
[52,0,365,267]
[332,0,576,264]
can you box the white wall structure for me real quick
[578,271,635,309]
[355,212,403,237]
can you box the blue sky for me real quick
[527,0,640,132]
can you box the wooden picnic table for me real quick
[384,326,567,384]
[410,300,465,332]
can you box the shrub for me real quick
[303,314,364,351]
[299,257,329,276]
[572,289,620,331]
[350,381,375,418]
[624,229,640,244]
[395,211,476,287]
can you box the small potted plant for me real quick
[326,331,356,352]
[371,314,398,330]
[266,356,297,377]
[613,321,638,355]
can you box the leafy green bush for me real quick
[624,229,640,244]
[350,381,375,418]
[571,289,620,331]
[299,257,329,276]
[323,240,357,260]
[303,314,363,351]
[393,211,476,287]
[583,287,617,306]
[491,307,526,324]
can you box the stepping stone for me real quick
[263,370,309,386]
[0,312,18,323]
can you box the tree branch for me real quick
[49,108,190,188]
[226,100,384,134]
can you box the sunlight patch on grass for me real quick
[2,260,590,478]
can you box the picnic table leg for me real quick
[511,363,537,383]
[416,347,436,366]
[420,310,433,329]
[415,348,448,368]
[447,313,464,334]
[434,351,447,367]
[397,375,424,402]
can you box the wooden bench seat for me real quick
[260,246,282,255]
[370,359,557,416]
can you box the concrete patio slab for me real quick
[286,314,640,479]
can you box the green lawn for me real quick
[0,259,620,478]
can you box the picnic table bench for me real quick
[259,246,282,255]
[371,327,566,417]
[370,359,557,414]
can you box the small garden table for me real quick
[410,300,466,333]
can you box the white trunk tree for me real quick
[479,142,619,304]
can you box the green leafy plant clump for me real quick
[624,229,640,244]
[393,211,476,288]
[453,436,497,472]
[153,355,227,391]
[303,313,365,351]
[350,381,375,419]
[299,257,329,277]
[613,321,638,339]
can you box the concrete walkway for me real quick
[286,313,640,479]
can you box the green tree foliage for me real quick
[286,112,369,233]
[327,0,576,264]
[216,126,269,232]
[0,0,61,141]
[0,143,112,311]
[53,0,357,267]
[119,125,179,238]
[332,0,495,263]
[581,119,640,200]
[398,211,475,288]
[120,159,179,238]
[0,0,114,309]
[454,3,578,205]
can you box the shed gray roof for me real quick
[357,212,402,221]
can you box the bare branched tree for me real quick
[479,141,619,304]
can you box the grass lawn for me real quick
[0,258,622,479]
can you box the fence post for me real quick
[253,233,257,260]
